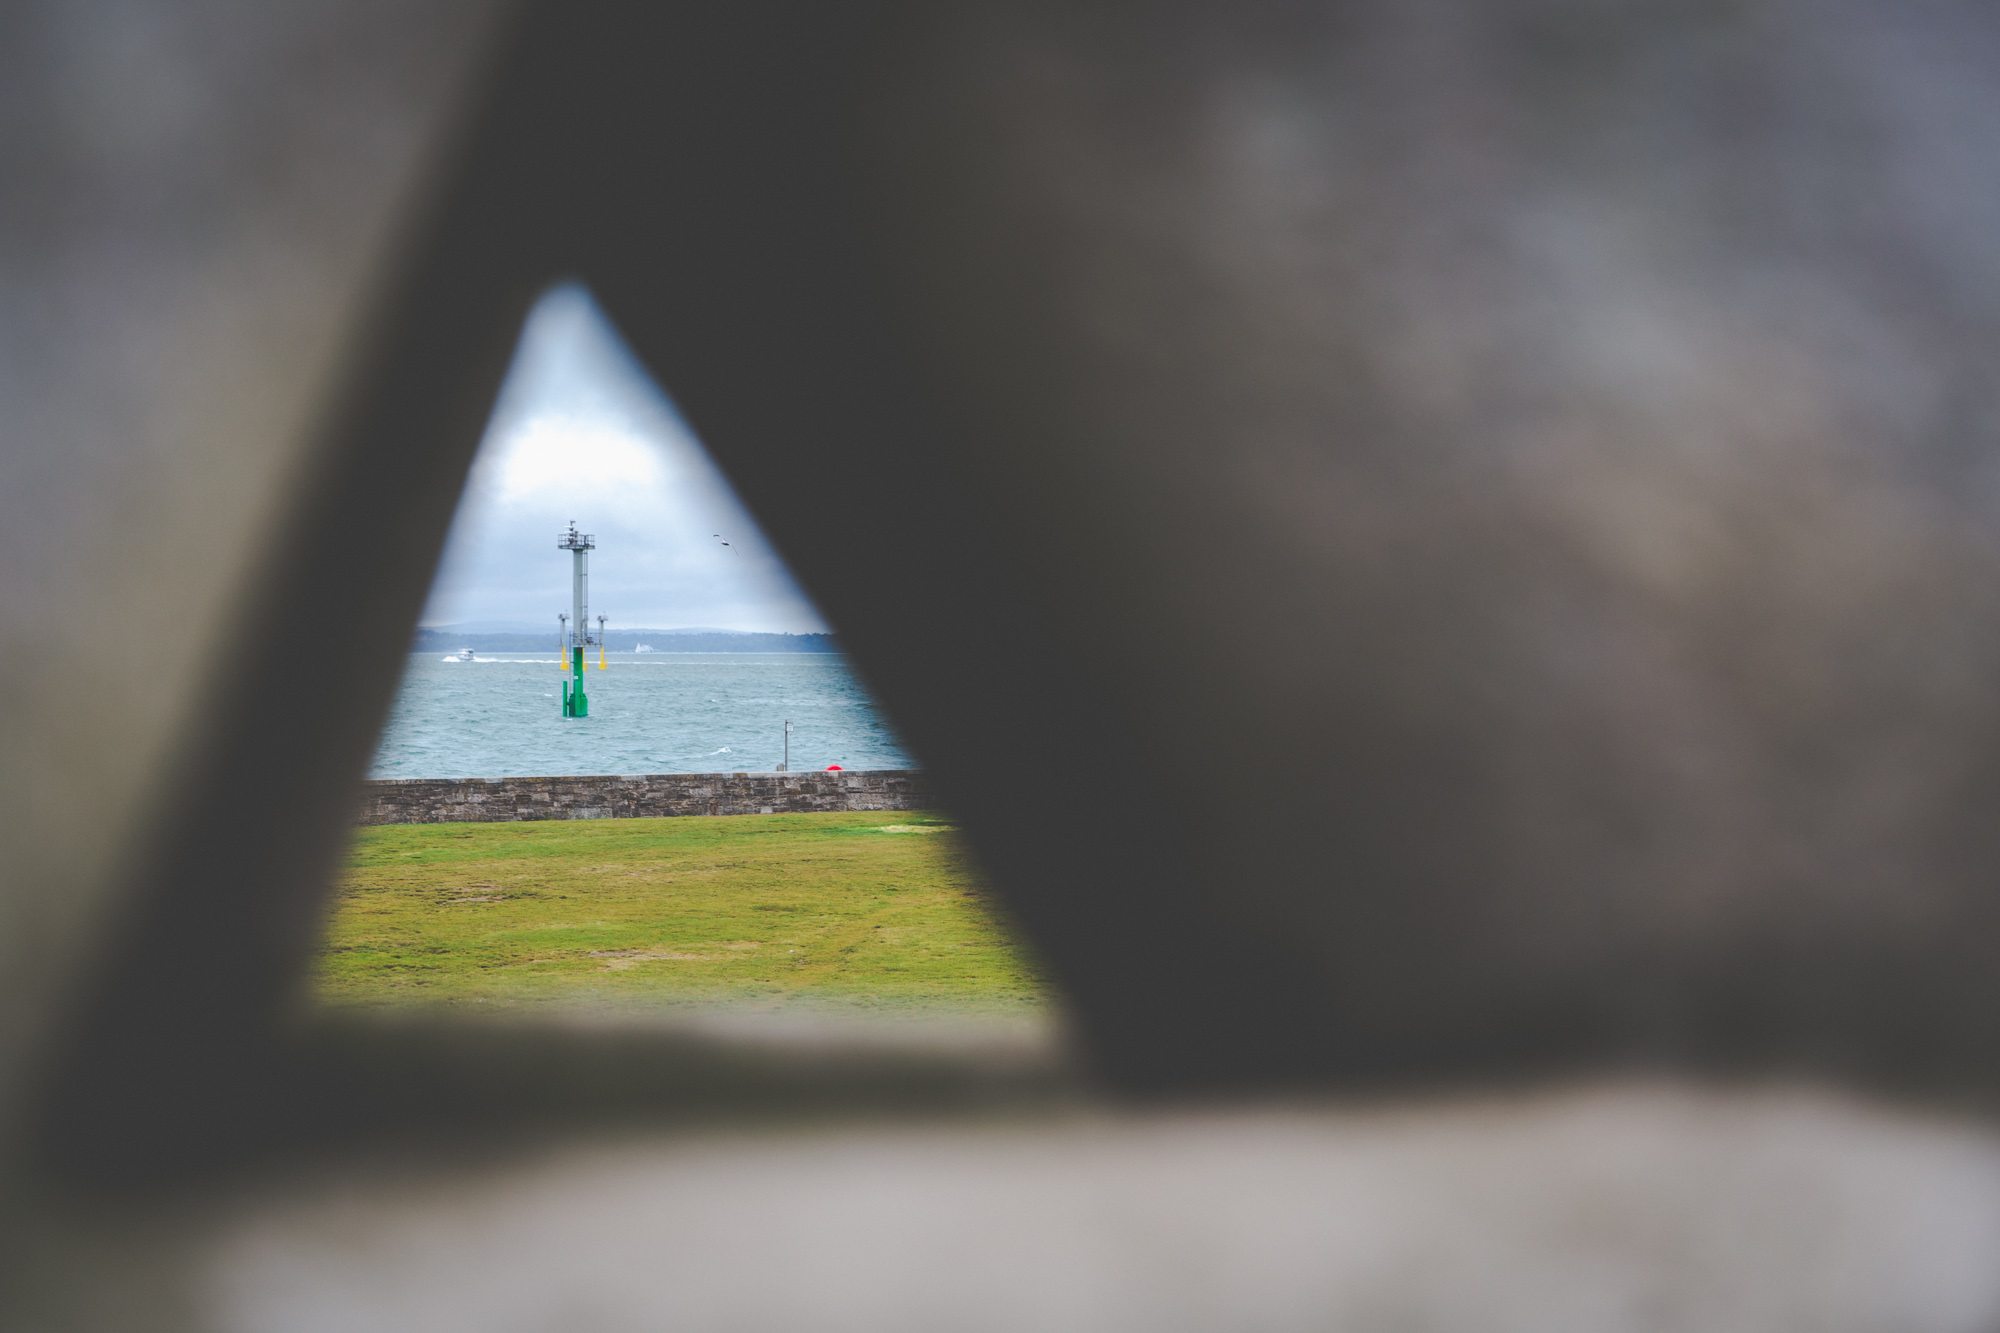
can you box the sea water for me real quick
[367,652,914,779]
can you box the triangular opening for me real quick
[371,283,907,777]
[316,286,1056,1042]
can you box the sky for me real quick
[419,284,830,634]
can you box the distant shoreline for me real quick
[410,629,842,654]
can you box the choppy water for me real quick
[368,652,914,779]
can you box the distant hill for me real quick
[411,627,841,653]
[419,621,764,636]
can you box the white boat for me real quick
[454,648,476,661]
[634,643,655,653]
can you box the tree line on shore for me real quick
[411,628,842,653]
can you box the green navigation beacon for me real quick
[556,520,604,718]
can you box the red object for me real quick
[826,764,843,771]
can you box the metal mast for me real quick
[558,521,597,717]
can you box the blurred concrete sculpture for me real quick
[9,0,2000,1328]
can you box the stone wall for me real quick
[356,770,933,826]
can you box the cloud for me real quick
[486,417,668,503]
[421,285,830,633]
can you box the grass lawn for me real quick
[311,811,1053,1018]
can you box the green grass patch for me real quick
[312,811,1053,1017]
